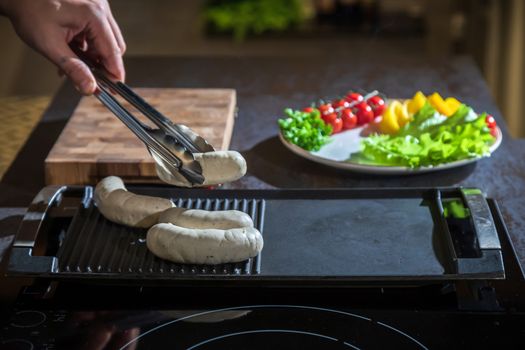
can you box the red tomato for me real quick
[367,95,386,117]
[332,99,349,110]
[345,92,364,104]
[329,117,343,134]
[490,128,498,137]
[322,112,338,124]
[318,103,334,116]
[486,115,497,130]
[354,102,374,125]
[341,109,357,130]
[303,107,315,113]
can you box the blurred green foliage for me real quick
[204,0,305,42]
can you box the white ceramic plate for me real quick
[279,125,503,175]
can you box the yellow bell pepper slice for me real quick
[397,100,412,127]
[445,97,461,115]
[428,92,453,117]
[407,91,426,115]
[378,101,401,135]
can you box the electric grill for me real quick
[7,185,506,284]
[2,186,524,349]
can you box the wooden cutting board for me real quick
[45,88,236,185]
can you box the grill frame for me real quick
[7,185,507,286]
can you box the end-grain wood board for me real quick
[45,88,236,185]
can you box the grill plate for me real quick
[57,197,264,276]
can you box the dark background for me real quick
[0,0,523,136]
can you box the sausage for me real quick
[94,176,174,228]
[146,223,263,264]
[155,151,247,187]
[158,207,254,230]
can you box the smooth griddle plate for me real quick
[7,186,505,285]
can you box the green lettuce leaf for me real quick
[357,103,495,168]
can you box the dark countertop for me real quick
[1,55,525,286]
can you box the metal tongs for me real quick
[81,56,214,186]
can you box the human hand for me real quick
[0,0,126,95]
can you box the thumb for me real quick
[48,43,97,95]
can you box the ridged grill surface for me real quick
[56,198,265,276]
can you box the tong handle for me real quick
[95,76,201,154]
[75,50,205,154]
[75,50,205,184]
[95,85,182,170]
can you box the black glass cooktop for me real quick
[2,304,525,349]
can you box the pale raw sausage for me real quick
[147,223,263,264]
[94,176,174,228]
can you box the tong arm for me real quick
[95,74,203,154]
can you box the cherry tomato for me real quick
[303,107,315,113]
[345,92,364,104]
[318,103,334,116]
[322,112,338,124]
[486,115,497,130]
[341,109,357,130]
[490,128,498,137]
[329,117,343,134]
[332,99,349,110]
[354,102,374,125]
[367,95,386,117]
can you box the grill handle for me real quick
[12,186,68,248]
[434,188,504,278]
[460,188,501,250]
[8,186,70,274]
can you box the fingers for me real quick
[48,42,97,95]
[105,2,126,54]
[28,0,125,94]
[85,12,125,82]
[107,15,126,61]
[72,32,88,52]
